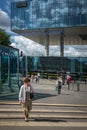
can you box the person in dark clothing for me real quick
[57,76,62,94]
[61,70,66,85]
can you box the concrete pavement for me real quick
[0,126,87,130]
[0,79,87,105]
[0,79,87,129]
[0,102,87,128]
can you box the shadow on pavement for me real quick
[60,93,71,96]
[33,92,56,101]
[33,118,67,123]
[0,92,57,101]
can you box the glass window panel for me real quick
[11,0,87,29]
[0,45,19,95]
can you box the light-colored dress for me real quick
[19,85,34,111]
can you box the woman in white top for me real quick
[19,77,34,122]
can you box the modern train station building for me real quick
[11,0,87,56]
[11,0,87,78]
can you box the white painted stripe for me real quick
[0,102,87,107]
[0,114,87,119]
[0,109,86,113]
[0,121,87,127]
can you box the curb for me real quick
[0,102,87,107]
[0,109,86,114]
[0,121,87,127]
[0,114,87,120]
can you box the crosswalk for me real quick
[0,121,87,127]
[0,102,87,127]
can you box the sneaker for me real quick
[25,117,28,122]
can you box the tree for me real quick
[0,29,11,46]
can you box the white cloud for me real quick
[49,46,60,56]
[49,45,87,57]
[0,9,10,30]
[65,47,77,56]
[10,34,87,57]
[64,45,87,57]
[12,16,25,30]
[10,35,45,56]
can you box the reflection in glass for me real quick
[26,56,87,74]
[11,0,87,30]
[0,45,19,95]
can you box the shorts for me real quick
[22,99,32,111]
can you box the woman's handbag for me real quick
[30,93,34,99]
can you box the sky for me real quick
[0,0,87,57]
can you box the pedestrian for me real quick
[19,77,34,122]
[37,73,40,82]
[56,76,62,94]
[66,75,72,90]
[31,75,34,82]
[34,75,39,84]
[61,70,66,85]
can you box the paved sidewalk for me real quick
[0,79,87,129]
[31,79,87,105]
[0,79,87,105]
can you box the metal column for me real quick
[60,32,64,70]
[8,53,11,89]
[45,29,49,56]
[17,51,19,88]
[26,56,28,76]
[8,52,14,92]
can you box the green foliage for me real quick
[0,29,11,46]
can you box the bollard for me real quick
[58,88,61,94]
[77,83,80,92]
[72,82,74,91]
[68,84,70,90]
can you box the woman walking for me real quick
[19,77,34,122]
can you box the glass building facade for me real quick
[11,0,87,30]
[21,56,87,80]
[27,57,87,73]
[0,45,19,95]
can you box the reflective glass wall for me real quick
[11,0,87,30]
[27,57,87,74]
[0,45,19,95]
[18,56,87,80]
